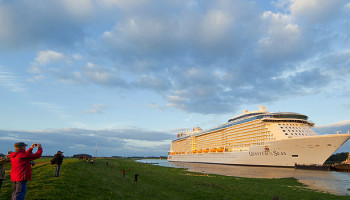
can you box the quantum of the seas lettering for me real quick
[249,151,286,156]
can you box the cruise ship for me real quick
[168,106,350,167]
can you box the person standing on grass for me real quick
[0,154,11,192]
[10,142,43,200]
[51,151,64,177]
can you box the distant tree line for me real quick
[325,152,349,164]
[72,154,92,158]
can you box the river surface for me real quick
[136,159,350,196]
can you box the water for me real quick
[137,159,350,196]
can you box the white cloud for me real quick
[83,62,122,85]
[148,103,164,110]
[31,102,71,120]
[84,104,107,114]
[0,68,25,93]
[346,3,350,9]
[200,10,233,43]
[259,11,303,59]
[73,54,83,60]
[290,0,345,23]
[98,0,148,10]
[26,75,45,83]
[316,119,350,128]
[34,50,65,66]
[0,5,15,45]
[61,0,94,19]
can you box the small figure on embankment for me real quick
[134,174,139,182]
[0,153,11,192]
[10,142,43,200]
[51,151,64,177]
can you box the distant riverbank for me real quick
[1,158,349,199]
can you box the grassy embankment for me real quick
[1,158,349,200]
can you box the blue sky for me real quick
[1,0,350,157]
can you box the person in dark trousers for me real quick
[51,151,64,177]
[0,154,11,192]
[134,174,139,182]
[122,169,126,178]
[10,142,43,200]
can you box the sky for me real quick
[1,0,350,157]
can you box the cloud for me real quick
[0,1,91,49]
[148,103,165,110]
[290,0,346,24]
[315,120,350,129]
[2,0,350,115]
[30,102,71,120]
[26,75,45,83]
[34,50,65,66]
[0,128,174,156]
[0,67,25,93]
[134,74,171,92]
[84,104,107,114]
[82,62,128,87]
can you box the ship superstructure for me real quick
[168,106,350,167]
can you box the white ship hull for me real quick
[168,134,350,167]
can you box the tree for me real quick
[325,152,349,164]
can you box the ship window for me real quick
[285,133,288,135]
[283,130,285,132]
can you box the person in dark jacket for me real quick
[0,154,11,192]
[10,142,42,200]
[51,151,64,177]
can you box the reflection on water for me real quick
[137,159,350,196]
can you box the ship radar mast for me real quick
[259,105,267,112]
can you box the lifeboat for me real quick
[170,152,175,155]
[210,148,217,152]
[203,148,209,153]
[197,149,202,153]
[192,150,197,153]
[217,147,224,152]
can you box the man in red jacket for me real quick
[10,142,43,200]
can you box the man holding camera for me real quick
[10,142,42,200]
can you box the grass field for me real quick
[1,158,349,200]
